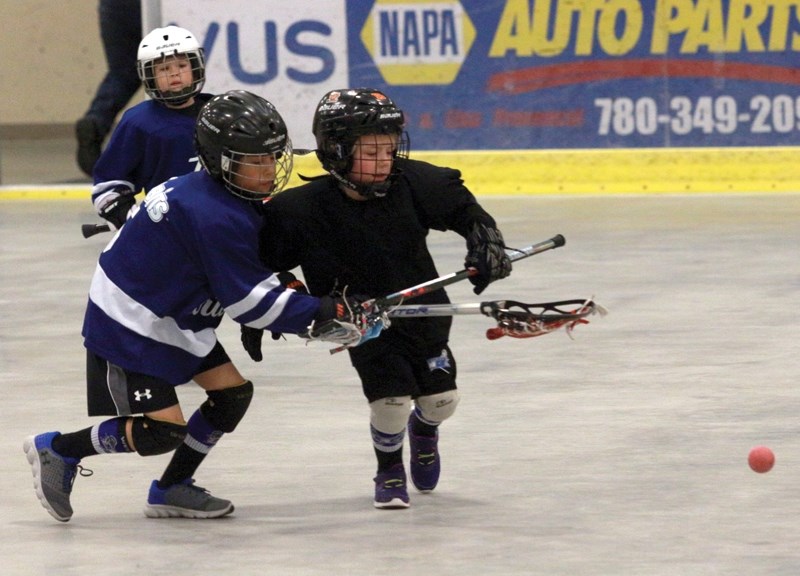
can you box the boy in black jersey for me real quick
[256,88,512,508]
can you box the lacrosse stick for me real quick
[81,223,111,238]
[364,234,564,311]
[388,298,606,339]
[323,234,565,353]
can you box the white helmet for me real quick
[137,26,205,105]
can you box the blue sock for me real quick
[183,409,223,455]
[91,417,133,454]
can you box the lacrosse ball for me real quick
[748,446,775,473]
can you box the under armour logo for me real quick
[134,389,153,401]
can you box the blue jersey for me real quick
[90,96,211,207]
[82,170,321,385]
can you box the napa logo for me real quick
[360,0,476,85]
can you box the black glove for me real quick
[276,271,308,295]
[315,294,368,324]
[240,325,264,362]
[240,271,310,361]
[465,222,512,295]
[98,194,136,230]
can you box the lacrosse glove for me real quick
[314,294,368,325]
[240,271,309,362]
[240,325,264,362]
[465,222,512,294]
[98,193,136,230]
[305,293,385,347]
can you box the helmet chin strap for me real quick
[159,86,196,106]
[329,169,392,199]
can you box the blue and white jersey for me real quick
[82,170,321,385]
[90,96,211,209]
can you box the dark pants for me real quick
[84,0,143,136]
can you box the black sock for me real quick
[51,428,97,460]
[410,411,437,437]
[158,443,206,488]
[375,447,403,473]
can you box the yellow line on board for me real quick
[3,147,800,198]
[412,147,800,195]
[0,185,91,200]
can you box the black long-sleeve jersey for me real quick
[259,158,500,357]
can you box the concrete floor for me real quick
[1,137,799,575]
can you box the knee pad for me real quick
[369,396,412,434]
[415,390,460,425]
[132,416,187,456]
[200,380,254,433]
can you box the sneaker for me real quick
[373,464,410,509]
[75,116,103,176]
[408,413,440,492]
[144,478,234,519]
[23,432,91,522]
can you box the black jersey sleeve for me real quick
[399,158,500,238]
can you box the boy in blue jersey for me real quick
[90,25,212,230]
[24,91,370,522]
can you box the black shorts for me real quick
[85,341,231,416]
[351,344,457,403]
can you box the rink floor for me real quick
[1,193,799,576]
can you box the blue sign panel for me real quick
[348,0,800,149]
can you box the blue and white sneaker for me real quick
[144,478,234,519]
[373,464,410,509]
[408,413,440,493]
[23,432,91,522]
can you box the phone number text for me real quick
[595,95,800,136]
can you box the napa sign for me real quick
[359,0,476,84]
[348,0,800,149]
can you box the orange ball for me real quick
[748,446,775,473]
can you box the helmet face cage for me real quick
[195,90,294,201]
[313,89,409,198]
[220,141,294,201]
[137,26,206,105]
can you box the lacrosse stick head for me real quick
[483,299,606,340]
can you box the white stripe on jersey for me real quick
[251,286,293,328]
[89,264,217,357]
[225,275,293,329]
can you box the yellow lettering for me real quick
[574,0,605,56]
[681,0,726,53]
[488,0,533,57]
[597,0,643,55]
[725,0,768,52]
[651,0,695,53]
[531,0,578,57]
[768,0,800,51]
[792,0,800,50]
[768,0,791,51]
[489,0,800,59]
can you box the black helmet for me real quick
[312,88,409,197]
[195,90,293,200]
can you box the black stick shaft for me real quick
[81,223,111,239]
[370,234,565,309]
